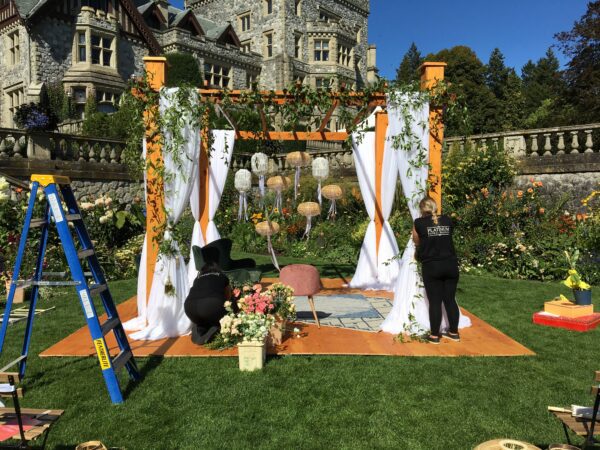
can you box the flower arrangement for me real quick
[563,250,591,291]
[209,282,295,349]
[13,103,58,131]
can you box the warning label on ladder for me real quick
[94,338,111,370]
[47,193,64,223]
[78,289,94,319]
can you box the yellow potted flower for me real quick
[563,250,592,305]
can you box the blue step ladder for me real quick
[0,174,140,404]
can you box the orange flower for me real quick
[539,208,545,214]
[517,191,523,198]
[536,181,543,188]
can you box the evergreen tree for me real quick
[485,48,509,98]
[555,0,600,122]
[395,43,423,84]
[521,48,565,126]
[165,52,203,87]
[426,46,499,135]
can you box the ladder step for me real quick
[89,284,107,296]
[111,349,132,372]
[14,280,81,288]
[100,317,120,336]
[65,214,82,221]
[77,249,94,259]
[29,219,47,228]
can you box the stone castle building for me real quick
[0,0,376,128]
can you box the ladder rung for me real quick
[77,249,94,259]
[29,219,47,228]
[89,284,107,296]
[14,279,81,288]
[65,214,82,221]
[111,350,132,372]
[100,317,120,336]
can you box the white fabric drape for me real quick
[129,88,200,340]
[124,141,148,332]
[186,130,235,283]
[348,132,401,290]
[381,93,471,334]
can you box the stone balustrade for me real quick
[0,128,126,164]
[444,123,600,159]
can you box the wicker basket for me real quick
[474,439,541,450]
[286,151,311,167]
[298,202,321,217]
[255,221,280,236]
[266,176,291,191]
[76,442,108,450]
[321,184,343,200]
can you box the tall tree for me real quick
[485,48,509,98]
[555,0,600,122]
[395,43,423,84]
[426,46,499,135]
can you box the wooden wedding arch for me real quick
[142,56,446,301]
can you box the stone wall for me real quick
[515,173,598,211]
[118,36,149,81]
[71,179,143,204]
[32,17,75,85]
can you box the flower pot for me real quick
[237,340,266,371]
[267,317,287,346]
[573,289,592,306]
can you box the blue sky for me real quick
[370,0,589,79]
[170,0,588,78]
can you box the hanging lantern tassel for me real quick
[259,175,265,207]
[286,151,311,200]
[298,202,321,240]
[234,169,252,222]
[322,184,343,222]
[312,157,329,207]
[256,221,281,271]
[267,176,290,213]
[238,191,248,221]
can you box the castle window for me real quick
[314,39,329,62]
[264,32,273,58]
[6,87,24,127]
[264,0,272,15]
[294,0,301,16]
[246,73,257,88]
[7,31,20,65]
[294,34,302,59]
[241,40,251,53]
[96,90,119,113]
[77,32,87,62]
[239,12,251,32]
[91,34,113,67]
[315,77,331,89]
[205,63,231,88]
[338,45,351,67]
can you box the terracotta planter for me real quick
[237,340,266,371]
[268,317,288,346]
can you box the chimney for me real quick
[367,44,378,84]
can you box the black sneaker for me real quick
[443,332,460,342]
[426,335,441,345]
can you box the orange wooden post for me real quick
[374,111,388,256]
[199,112,210,243]
[143,56,167,302]
[420,62,446,213]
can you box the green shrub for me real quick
[165,53,203,87]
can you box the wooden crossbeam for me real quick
[318,100,339,132]
[236,131,349,141]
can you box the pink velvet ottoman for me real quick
[280,264,322,327]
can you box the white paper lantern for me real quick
[251,153,269,176]
[234,169,252,193]
[235,169,252,221]
[251,152,269,207]
[312,157,329,205]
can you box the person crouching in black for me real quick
[184,262,232,345]
[412,197,461,345]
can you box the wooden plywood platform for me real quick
[40,280,534,358]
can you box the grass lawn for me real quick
[0,253,597,449]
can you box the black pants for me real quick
[422,259,460,337]
[184,296,226,333]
